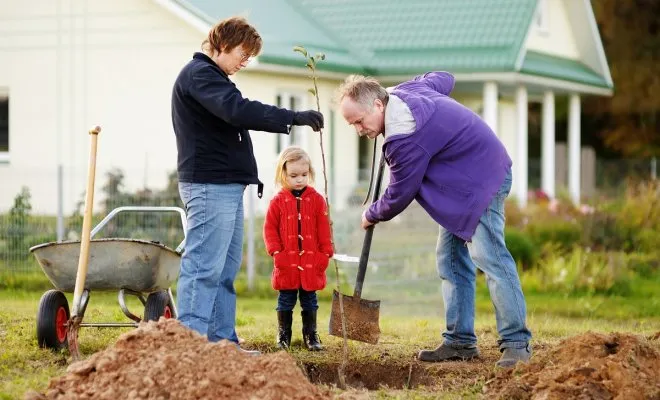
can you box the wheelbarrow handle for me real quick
[354,148,386,298]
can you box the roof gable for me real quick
[516,0,613,88]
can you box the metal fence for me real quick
[1,159,656,316]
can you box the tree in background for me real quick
[585,0,660,158]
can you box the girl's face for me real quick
[284,159,310,191]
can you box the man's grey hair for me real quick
[336,75,389,109]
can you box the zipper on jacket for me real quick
[296,196,302,251]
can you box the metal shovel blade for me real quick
[329,289,381,344]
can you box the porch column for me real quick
[515,85,528,207]
[541,90,555,198]
[483,82,498,135]
[568,93,581,205]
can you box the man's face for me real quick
[215,45,252,75]
[340,97,385,139]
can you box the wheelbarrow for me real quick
[29,206,187,351]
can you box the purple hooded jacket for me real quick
[365,72,512,241]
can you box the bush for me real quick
[0,269,53,291]
[525,219,582,251]
[504,228,538,270]
[522,247,635,296]
[581,211,634,251]
[625,252,660,278]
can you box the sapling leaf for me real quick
[293,46,308,57]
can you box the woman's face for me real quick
[215,45,252,75]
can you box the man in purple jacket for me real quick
[338,73,532,368]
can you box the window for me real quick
[276,92,305,154]
[0,94,8,154]
[535,0,549,33]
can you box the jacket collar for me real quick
[279,186,317,199]
[193,52,229,80]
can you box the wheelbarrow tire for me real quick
[143,291,173,322]
[36,290,70,351]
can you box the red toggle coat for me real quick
[263,186,334,291]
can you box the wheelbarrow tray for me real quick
[29,238,181,293]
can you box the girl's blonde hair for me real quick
[275,146,315,188]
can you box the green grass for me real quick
[1,277,659,399]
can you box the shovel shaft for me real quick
[354,150,386,298]
[72,126,101,317]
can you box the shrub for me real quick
[522,247,635,296]
[525,219,582,251]
[581,211,634,251]
[504,228,538,270]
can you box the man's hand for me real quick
[293,110,324,131]
[361,211,375,230]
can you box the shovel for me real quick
[67,125,101,360]
[328,148,386,344]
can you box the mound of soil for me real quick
[484,332,660,400]
[26,319,330,400]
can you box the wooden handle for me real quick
[71,125,101,317]
[89,125,101,135]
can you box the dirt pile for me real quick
[484,331,660,400]
[26,319,330,400]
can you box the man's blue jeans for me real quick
[436,169,532,350]
[177,182,245,343]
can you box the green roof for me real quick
[176,0,365,73]
[178,0,611,89]
[521,51,610,88]
[295,0,537,74]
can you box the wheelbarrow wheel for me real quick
[36,290,70,350]
[143,291,173,322]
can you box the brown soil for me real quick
[483,332,660,400]
[23,323,660,399]
[25,319,330,400]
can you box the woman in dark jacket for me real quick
[171,16,323,351]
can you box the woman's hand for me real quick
[293,111,324,131]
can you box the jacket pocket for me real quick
[315,252,330,273]
[272,251,299,290]
[299,251,328,291]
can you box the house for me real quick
[0,0,612,219]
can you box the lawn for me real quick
[2,276,659,399]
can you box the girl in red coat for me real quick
[263,146,333,351]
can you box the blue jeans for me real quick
[276,289,318,312]
[177,182,246,343]
[436,169,531,350]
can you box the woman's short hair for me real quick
[202,16,262,57]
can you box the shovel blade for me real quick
[328,289,380,344]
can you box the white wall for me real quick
[0,0,205,214]
[0,0,364,216]
[525,0,580,59]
